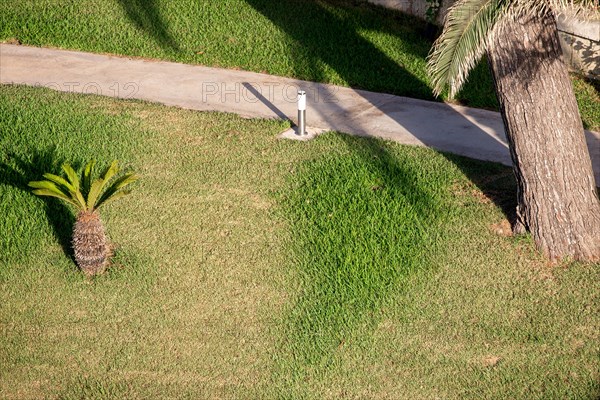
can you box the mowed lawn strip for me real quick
[1,0,598,131]
[0,85,598,399]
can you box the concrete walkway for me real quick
[1,44,598,182]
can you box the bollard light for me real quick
[297,90,307,136]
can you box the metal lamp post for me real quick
[297,90,307,136]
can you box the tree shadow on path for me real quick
[245,0,433,99]
[245,0,519,223]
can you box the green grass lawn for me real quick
[1,85,599,399]
[1,0,598,131]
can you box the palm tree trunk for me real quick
[487,10,600,261]
[73,210,109,275]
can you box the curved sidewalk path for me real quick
[1,44,598,182]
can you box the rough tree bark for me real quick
[487,9,600,261]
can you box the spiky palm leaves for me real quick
[427,0,598,97]
[29,160,138,275]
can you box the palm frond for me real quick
[62,163,87,208]
[97,190,132,209]
[428,0,597,98]
[95,173,139,209]
[41,172,75,193]
[81,159,96,199]
[86,161,119,210]
[40,172,86,209]
[507,0,599,20]
[30,159,137,212]
[87,178,106,211]
[102,160,119,184]
[62,164,79,191]
[427,0,506,98]
[28,180,79,207]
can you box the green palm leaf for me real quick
[81,159,96,198]
[428,0,505,98]
[28,180,79,207]
[102,160,119,184]
[30,159,137,212]
[96,173,139,209]
[87,160,127,210]
[62,163,79,191]
[42,172,76,193]
[39,172,87,209]
[63,164,87,209]
[97,189,133,209]
[87,178,107,210]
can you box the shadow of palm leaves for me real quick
[285,134,445,369]
[0,148,76,263]
[245,0,433,98]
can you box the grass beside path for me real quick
[1,85,599,399]
[1,0,598,131]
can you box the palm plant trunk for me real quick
[73,210,109,275]
[487,9,600,260]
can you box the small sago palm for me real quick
[29,160,138,275]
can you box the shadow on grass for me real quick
[249,2,517,386]
[116,0,180,52]
[245,0,434,99]
[279,134,450,388]
[244,0,515,219]
[444,152,518,219]
[0,148,76,263]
